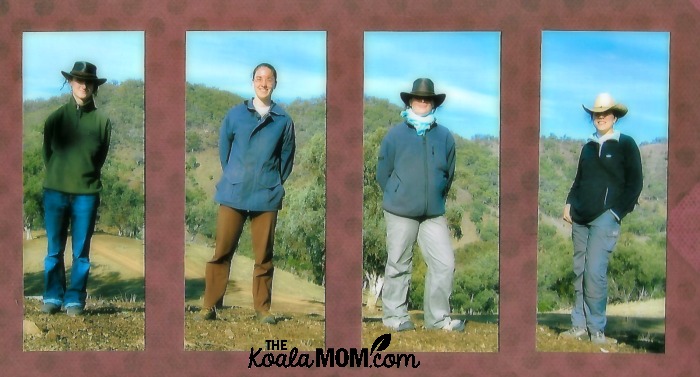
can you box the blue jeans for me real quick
[43,189,100,308]
[570,210,620,334]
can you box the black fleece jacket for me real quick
[566,132,643,224]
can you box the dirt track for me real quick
[24,235,325,315]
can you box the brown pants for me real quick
[202,206,277,313]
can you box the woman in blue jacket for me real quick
[561,93,643,344]
[376,78,464,332]
[199,63,295,324]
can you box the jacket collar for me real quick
[588,130,621,144]
[70,95,97,112]
[245,98,282,116]
[404,121,437,131]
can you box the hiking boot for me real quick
[441,319,466,332]
[590,331,617,345]
[41,303,61,314]
[197,307,217,321]
[66,306,84,317]
[387,320,414,332]
[559,327,588,340]
[257,312,277,325]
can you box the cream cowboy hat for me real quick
[582,93,628,118]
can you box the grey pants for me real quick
[382,211,455,329]
[571,210,620,334]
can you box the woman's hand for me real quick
[563,203,572,224]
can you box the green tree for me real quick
[23,145,44,239]
[274,132,327,285]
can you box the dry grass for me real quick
[361,309,499,352]
[184,305,325,351]
[23,298,144,351]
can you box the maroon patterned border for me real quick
[1,0,699,376]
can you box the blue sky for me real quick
[23,32,144,101]
[364,32,501,139]
[541,31,670,143]
[186,31,327,104]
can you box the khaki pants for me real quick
[202,206,277,313]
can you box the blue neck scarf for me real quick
[401,108,436,136]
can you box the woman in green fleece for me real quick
[41,61,111,317]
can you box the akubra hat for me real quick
[400,78,447,108]
[61,61,107,86]
[582,93,628,118]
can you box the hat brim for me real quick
[400,92,446,108]
[62,71,108,86]
[582,103,628,118]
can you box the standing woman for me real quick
[376,78,464,332]
[199,63,296,324]
[41,61,111,317]
[561,93,643,344]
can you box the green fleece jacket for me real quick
[43,96,111,194]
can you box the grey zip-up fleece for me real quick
[376,121,456,218]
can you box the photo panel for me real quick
[362,31,501,352]
[536,31,669,353]
[22,31,145,351]
[184,31,327,351]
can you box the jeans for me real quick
[43,189,100,308]
[382,211,455,329]
[570,210,620,334]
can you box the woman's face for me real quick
[70,78,95,104]
[410,96,434,116]
[592,110,616,136]
[252,66,276,102]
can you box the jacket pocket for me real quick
[222,165,245,184]
[598,211,621,252]
[257,163,282,189]
[387,173,401,193]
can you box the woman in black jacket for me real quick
[561,93,643,345]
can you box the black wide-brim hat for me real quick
[400,78,446,108]
[61,61,107,86]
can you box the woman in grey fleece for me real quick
[376,78,464,332]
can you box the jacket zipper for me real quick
[599,141,608,207]
[604,187,608,206]
[423,135,429,214]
